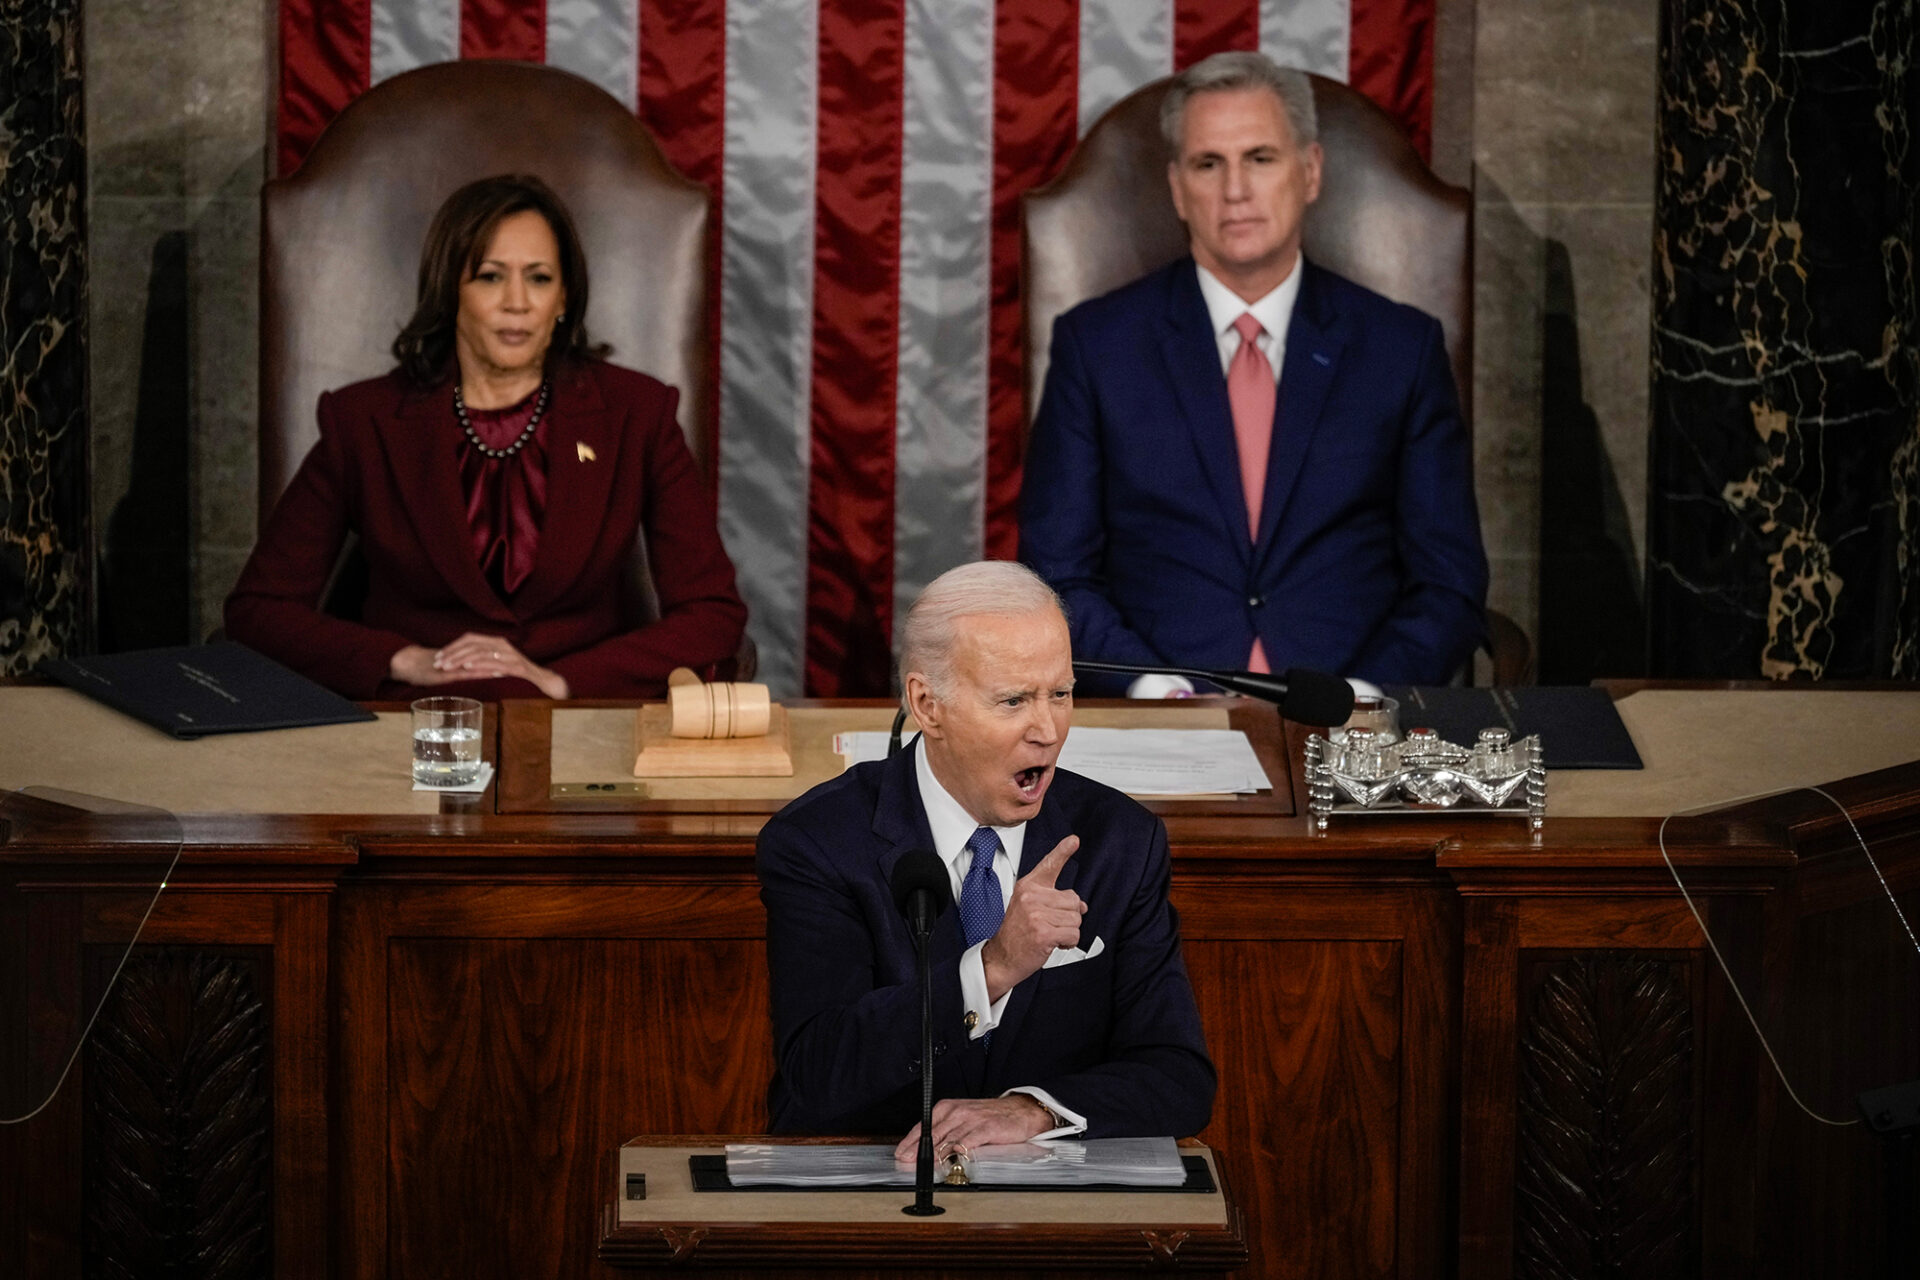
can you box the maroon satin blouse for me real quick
[456,386,549,598]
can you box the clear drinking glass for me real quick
[411,696,483,786]
[1337,694,1401,746]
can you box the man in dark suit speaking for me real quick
[1020,52,1488,689]
[756,561,1214,1157]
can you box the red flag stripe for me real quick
[277,0,369,175]
[1349,0,1435,161]
[804,0,909,695]
[983,0,1079,565]
[459,0,545,61]
[1173,0,1261,69]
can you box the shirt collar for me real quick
[913,735,1028,876]
[1195,255,1303,352]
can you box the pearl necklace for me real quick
[455,380,551,459]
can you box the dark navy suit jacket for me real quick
[756,741,1215,1138]
[1019,258,1488,686]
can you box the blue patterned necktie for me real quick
[959,826,1005,949]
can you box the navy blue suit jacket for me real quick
[1019,258,1488,686]
[756,742,1215,1138]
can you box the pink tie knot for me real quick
[1232,312,1264,346]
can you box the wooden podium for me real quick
[598,1138,1249,1272]
[4,685,1920,1278]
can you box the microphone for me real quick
[889,849,951,938]
[889,849,951,1217]
[1073,659,1356,725]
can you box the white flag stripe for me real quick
[718,0,820,696]
[1262,0,1351,81]
[892,0,995,641]
[545,0,640,111]
[1078,0,1173,136]
[370,0,457,84]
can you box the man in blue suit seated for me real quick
[756,560,1215,1157]
[1020,51,1488,690]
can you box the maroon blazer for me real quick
[225,359,747,700]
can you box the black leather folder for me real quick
[1381,685,1643,770]
[40,643,377,739]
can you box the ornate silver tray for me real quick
[1304,726,1546,830]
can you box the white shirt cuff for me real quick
[1002,1086,1088,1138]
[959,940,1011,1039]
[1126,673,1195,699]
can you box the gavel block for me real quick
[632,671,795,777]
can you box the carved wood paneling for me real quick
[1516,953,1694,1280]
[83,948,271,1279]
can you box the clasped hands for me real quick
[894,834,1084,1165]
[389,632,570,699]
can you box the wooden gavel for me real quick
[665,668,772,739]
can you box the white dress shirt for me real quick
[913,739,1087,1138]
[1193,255,1302,381]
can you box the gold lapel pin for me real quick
[577,442,597,463]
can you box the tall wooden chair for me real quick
[257,61,751,673]
[1023,75,1532,685]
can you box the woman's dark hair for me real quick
[392,173,607,386]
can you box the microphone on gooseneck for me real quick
[1072,659,1356,725]
[890,849,952,939]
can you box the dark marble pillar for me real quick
[1650,0,1919,678]
[0,0,90,675]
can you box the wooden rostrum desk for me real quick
[3,686,1919,1278]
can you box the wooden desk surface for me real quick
[0,687,485,816]
[4,685,1917,840]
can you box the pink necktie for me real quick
[1228,313,1275,673]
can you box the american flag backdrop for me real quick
[277,0,1435,697]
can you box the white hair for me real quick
[1161,51,1318,155]
[899,561,1066,701]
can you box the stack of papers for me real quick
[724,1136,1186,1187]
[833,728,1271,796]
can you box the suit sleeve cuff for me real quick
[1127,673,1195,699]
[1001,1086,1087,1138]
[959,941,1012,1039]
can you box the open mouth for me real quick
[1014,765,1048,799]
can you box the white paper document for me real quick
[724,1136,1186,1188]
[832,728,1270,796]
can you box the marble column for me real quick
[0,0,90,674]
[1649,0,1919,678]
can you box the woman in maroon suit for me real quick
[226,175,747,700]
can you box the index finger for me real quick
[1023,834,1080,888]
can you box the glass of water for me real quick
[411,696,483,787]
[1337,695,1401,746]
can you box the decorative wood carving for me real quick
[84,948,271,1279]
[1516,953,1695,1280]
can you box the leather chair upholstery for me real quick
[259,60,752,676]
[1023,75,1531,685]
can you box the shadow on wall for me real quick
[98,230,191,652]
[1537,238,1646,683]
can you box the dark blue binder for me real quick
[40,642,377,739]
